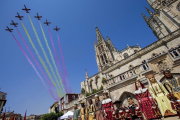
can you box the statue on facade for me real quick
[102,90,114,120]
[163,70,180,99]
[113,100,122,120]
[86,98,95,120]
[147,74,176,117]
[79,101,86,120]
[94,94,104,120]
[134,79,161,120]
[73,103,80,120]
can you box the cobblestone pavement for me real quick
[164,116,179,120]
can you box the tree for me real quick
[81,88,85,94]
[102,77,106,83]
[41,111,63,120]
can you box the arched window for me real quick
[98,47,101,53]
[103,54,108,63]
[177,2,180,12]
[123,53,129,58]
[134,50,138,53]
[101,45,104,51]
[101,55,105,65]
[72,95,75,100]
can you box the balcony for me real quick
[168,46,180,66]
[104,62,151,88]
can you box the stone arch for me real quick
[89,79,93,93]
[119,91,137,107]
[95,76,100,89]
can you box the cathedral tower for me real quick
[143,0,180,39]
[94,27,115,72]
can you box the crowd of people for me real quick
[73,70,180,120]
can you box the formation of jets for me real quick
[6,5,60,33]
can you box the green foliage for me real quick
[102,77,106,83]
[41,111,64,120]
[81,88,85,94]
[85,85,104,97]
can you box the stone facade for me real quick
[64,0,180,113]
[0,91,7,113]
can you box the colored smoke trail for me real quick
[21,21,62,97]
[11,33,59,100]
[57,33,72,93]
[40,22,67,93]
[28,15,65,96]
[16,28,59,98]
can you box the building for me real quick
[0,111,22,120]
[49,101,59,113]
[26,114,43,120]
[64,0,180,113]
[59,94,79,113]
[0,91,7,113]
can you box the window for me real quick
[101,45,104,51]
[177,2,180,11]
[123,53,129,58]
[103,54,108,63]
[72,95,75,100]
[134,50,138,53]
[101,55,105,65]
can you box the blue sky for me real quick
[0,0,157,116]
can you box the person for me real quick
[163,70,180,99]
[73,103,80,120]
[102,90,114,120]
[147,74,177,117]
[168,92,180,118]
[79,101,86,120]
[134,79,161,120]
[119,107,125,120]
[94,94,104,120]
[127,97,139,120]
[86,98,95,120]
[113,100,122,120]
[134,104,143,120]
[124,107,133,120]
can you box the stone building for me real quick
[26,114,43,120]
[64,0,180,113]
[0,111,22,120]
[0,91,7,113]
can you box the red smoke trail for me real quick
[16,28,59,98]
[48,27,68,93]
[57,33,72,93]
[11,33,59,100]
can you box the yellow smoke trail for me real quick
[21,21,62,97]
[39,21,66,94]
[28,15,65,95]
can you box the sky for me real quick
[0,0,157,116]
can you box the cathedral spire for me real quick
[107,36,115,51]
[145,7,153,15]
[85,69,89,79]
[141,13,149,23]
[96,27,105,44]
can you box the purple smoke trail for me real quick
[16,28,59,98]
[48,27,68,93]
[11,33,59,100]
[57,33,72,93]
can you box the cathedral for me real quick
[62,0,180,113]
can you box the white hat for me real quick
[95,94,99,97]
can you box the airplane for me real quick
[22,5,31,13]
[53,26,60,31]
[15,13,23,20]
[10,20,18,27]
[5,26,13,32]
[44,19,51,26]
[34,13,42,20]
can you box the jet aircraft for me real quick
[34,13,42,20]
[10,20,18,27]
[53,26,60,31]
[5,26,13,32]
[15,13,23,20]
[44,19,51,26]
[22,5,31,13]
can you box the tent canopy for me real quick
[59,111,73,120]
